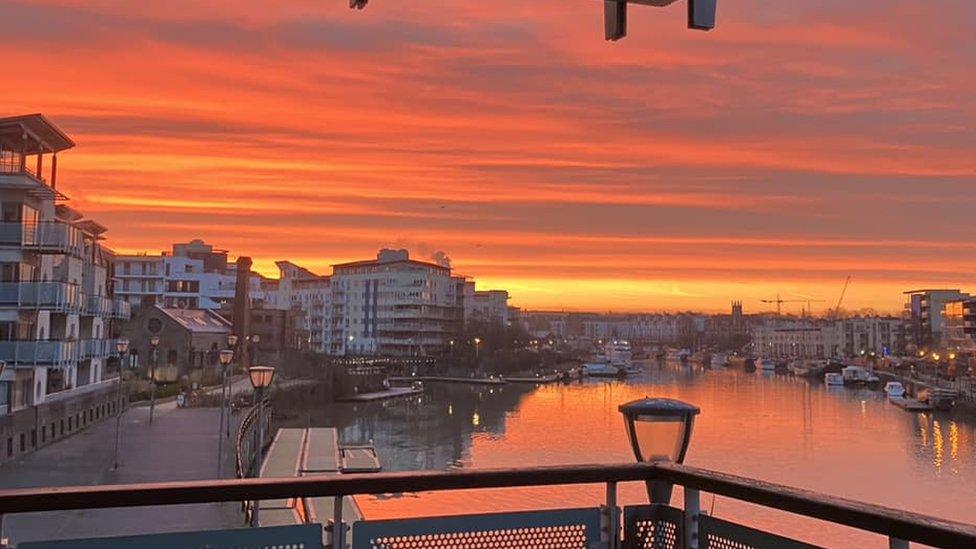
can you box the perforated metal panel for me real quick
[352,507,604,549]
[623,505,683,549]
[699,515,822,549]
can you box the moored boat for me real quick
[582,361,625,377]
[883,381,906,399]
[841,365,880,386]
[824,372,844,386]
[710,353,728,368]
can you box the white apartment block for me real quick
[752,316,902,359]
[460,279,510,327]
[253,261,332,354]
[116,239,235,310]
[331,249,459,356]
[0,114,130,412]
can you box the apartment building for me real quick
[331,249,458,356]
[943,298,976,351]
[115,239,236,310]
[903,289,970,350]
[252,261,331,354]
[0,114,129,420]
[462,283,510,327]
[752,316,902,359]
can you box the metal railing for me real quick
[0,340,77,367]
[0,462,974,548]
[0,221,84,256]
[0,282,82,312]
[78,339,120,360]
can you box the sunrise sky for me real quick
[3,0,974,314]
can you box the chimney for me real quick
[233,256,252,369]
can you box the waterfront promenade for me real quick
[0,392,244,545]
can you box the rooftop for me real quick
[0,113,75,154]
[159,307,232,333]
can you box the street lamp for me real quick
[216,348,234,478]
[148,335,159,424]
[113,339,130,470]
[619,397,700,503]
[247,365,275,527]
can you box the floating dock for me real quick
[388,376,506,386]
[889,397,933,412]
[506,374,561,384]
[337,386,423,402]
[258,427,376,543]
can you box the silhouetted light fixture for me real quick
[620,397,700,502]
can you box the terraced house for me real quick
[0,114,130,459]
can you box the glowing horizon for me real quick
[5,0,974,315]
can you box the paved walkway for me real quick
[0,396,244,545]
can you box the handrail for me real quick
[0,462,973,547]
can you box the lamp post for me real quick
[216,348,234,478]
[619,397,700,503]
[226,334,238,437]
[148,335,159,424]
[248,365,275,527]
[113,339,130,470]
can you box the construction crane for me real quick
[348,0,718,41]
[830,276,852,318]
[761,294,826,316]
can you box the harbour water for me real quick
[278,361,976,547]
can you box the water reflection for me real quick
[273,361,976,545]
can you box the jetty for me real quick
[336,386,423,402]
[388,376,506,386]
[506,373,561,384]
[257,427,377,543]
[889,397,933,412]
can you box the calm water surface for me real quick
[282,361,976,547]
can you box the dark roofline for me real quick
[332,258,449,272]
[0,113,75,152]
[904,289,963,295]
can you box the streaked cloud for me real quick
[4,0,974,313]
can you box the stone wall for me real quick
[0,380,126,464]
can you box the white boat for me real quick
[788,359,826,378]
[824,372,844,386]
[582,361,624,377]
[883,381,906,399]
[841,366,880,385]
[758,358,776,371]
[606,340,633,369]
[710,353,727,368]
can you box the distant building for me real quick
[123,306,231,379]
[115,239,236,310]
[464,287,510,327]
[330,249,459,356]
[943,298,976,351]
[903,289,970,349]
[752,316,902,359]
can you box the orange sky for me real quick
[3,0,974,313]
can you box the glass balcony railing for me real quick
[0,221,84,256]
[0,282,82,312]
[79,338,120,360]
[0,340,77,366]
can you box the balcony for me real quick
[0,282,82,312]
[0,462,973,548]
[0,221,84,256]
[79,338,120,360]
[0,340,76,367]
[111,298,131,319]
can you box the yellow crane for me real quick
[761,294,826,316]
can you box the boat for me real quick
[841,365,880,386]
[606,340,633,369]
[758,358,776,371]
[883,381,906,399]
[710,353,728,368]
[917,387,957,411]
[727,355,749,369]
[582,361,625,378]
[889,396,933,412]
[824,372,844,386]
[788,359,826,378]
